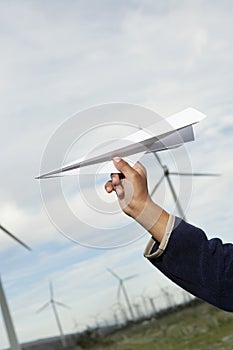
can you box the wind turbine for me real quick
[147,296,157,315]
[161,287,175,310]
[151,153,220,220]
[37,281,69,348]
[132,302,143,319]
[140,294,150,316]
[0,225,31,350]
[107,268,137,321]
[111,302,127,325]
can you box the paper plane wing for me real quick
[36,108,205,179]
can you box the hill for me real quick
[73,300,233,350]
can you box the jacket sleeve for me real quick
[144,217,233,312]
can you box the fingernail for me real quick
[113,157,121,163]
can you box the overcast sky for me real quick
[0,0,233,348]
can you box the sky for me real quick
[0,0,233,347]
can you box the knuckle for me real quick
[131,172,140,181]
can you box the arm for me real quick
[145,217,233,312]
[105,157,233,312]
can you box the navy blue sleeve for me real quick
[148,218,233,312]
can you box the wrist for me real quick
[135,199,169,243]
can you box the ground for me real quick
[72,301,233,350]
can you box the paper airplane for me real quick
[36,108,206,179]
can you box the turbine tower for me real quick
[107,268,137,321]
[151,154,220,220]
[0,225,31,350]
[37,281,69,348]
[0,277,21,350]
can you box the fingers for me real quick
[133,162,147,178]
[105,180,114,193]
[113,157,147,180]
[105,158,147,199]
[112,157,139,180]
[104,177,124,199]
[110,173,124,197]
[111,173,121,187]
[114,184,124,199]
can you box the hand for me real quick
[104,157,169,242]
[105,157,151,219]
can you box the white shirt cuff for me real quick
[144,214,175,259]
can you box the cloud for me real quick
[0,0,233,348]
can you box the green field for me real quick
[73,301,233,350]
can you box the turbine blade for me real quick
[153,153,163,167]
[107,268,120,280]
[36,301,50,313]
[124,274,138,281]
[150,175,164,197]
[0,224,31,251]
[54,301,70,309]
[169,172,221,177]
[49,281,54,300]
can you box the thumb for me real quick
[112,157,138,180]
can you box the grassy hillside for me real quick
[73,301,233,350]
